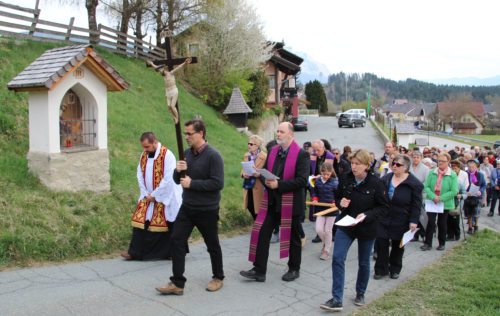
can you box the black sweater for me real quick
[335,172,389,239]
[173,144,224,211]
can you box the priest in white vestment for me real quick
[121,132,183,260]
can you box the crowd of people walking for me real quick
[239,131,500,312]
[121,119,499,313]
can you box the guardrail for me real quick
[0,0,165,60]
[298,109,319,116]
[414,130,496,146]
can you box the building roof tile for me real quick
[223,88,252,115]
[7,45,129,92]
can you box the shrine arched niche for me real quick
[59,83,98,151]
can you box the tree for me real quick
[150,0,205,45]
[247,70,270,117]
[188,0,271,109]
[305,80,328,113]
[392,125,398,145]
[58,0,100,44]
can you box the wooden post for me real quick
[96,23,102,45]
[28,0,40,36]
[148,35,152,59]
[65,17,75,42]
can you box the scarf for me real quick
[248,141,300,261]
[434,167,447,195]
[248,150,259,163]
[468,170,478,186]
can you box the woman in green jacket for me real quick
[421,152,458,251]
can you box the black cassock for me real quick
[127,221,188,260]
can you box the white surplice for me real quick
[136,142,182,222]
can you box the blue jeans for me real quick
[331,228,375,303]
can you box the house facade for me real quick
[264,42,303,108]
[437,101,485,134]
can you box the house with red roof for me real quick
[436,101,485,134]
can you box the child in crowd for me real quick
[311,162,339,260]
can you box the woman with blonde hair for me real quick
[242,135,267,220]
[320,149,389,312]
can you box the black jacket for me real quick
[263,145,310,217]
[338,153,352,176]
[379,173,423,240]
[335,172,389,239]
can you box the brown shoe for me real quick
[156,282,184,295]
[120,252,132,260]
[206,278,223,292]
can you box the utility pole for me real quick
[345,75,348,103]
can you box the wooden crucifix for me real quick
[146,29,198,161]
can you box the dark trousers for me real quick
[489,190,500,214]
[486,183,492,206]
[447,214,461,239]
[253,210,302,274]
[374,238,404,275]
[170,205,224,288]
[247,190,256,220]
[425,212,448,247]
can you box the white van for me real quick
[336,108,367,119]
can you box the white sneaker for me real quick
[319,251,329,260]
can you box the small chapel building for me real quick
[7,45,129,192]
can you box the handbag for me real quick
[243,177,256,190]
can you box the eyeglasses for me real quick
[184,131,199,136]
[391,162,404,167]
[248,142,255,146]
[333,152,340,155]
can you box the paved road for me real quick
[1,120,498,316]
[414,132,471,150]
[294,117,384,157]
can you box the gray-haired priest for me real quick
[121,132,182,260]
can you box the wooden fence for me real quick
[0,0,166,61]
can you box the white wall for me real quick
[28,92,50,153]
[47,64,108,153]
[398,134,412,148]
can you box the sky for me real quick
[8,0,500,82]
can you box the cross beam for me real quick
[152,30,198,161]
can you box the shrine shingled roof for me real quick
[7,45,129,92]
[223,88,252,115]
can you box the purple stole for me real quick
[248,141,300,261]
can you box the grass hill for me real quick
[0,38,250,268]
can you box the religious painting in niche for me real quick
[59,89,84,149]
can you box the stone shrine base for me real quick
[27,149,110,192]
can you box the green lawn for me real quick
[457,134,499,143]
[0,38,251,268]
[352,229,500,316]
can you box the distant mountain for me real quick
[326,72,500,104]
[295,51,330,84]
[429,76,500,87]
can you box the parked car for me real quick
[494,140,500,149]
[338,113,365,128]
[291,117,308,131]
[336,108,367,119]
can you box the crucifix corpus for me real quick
[146,29,198,161]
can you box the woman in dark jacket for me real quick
[375,154,423,280]
[320,149,389,312]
